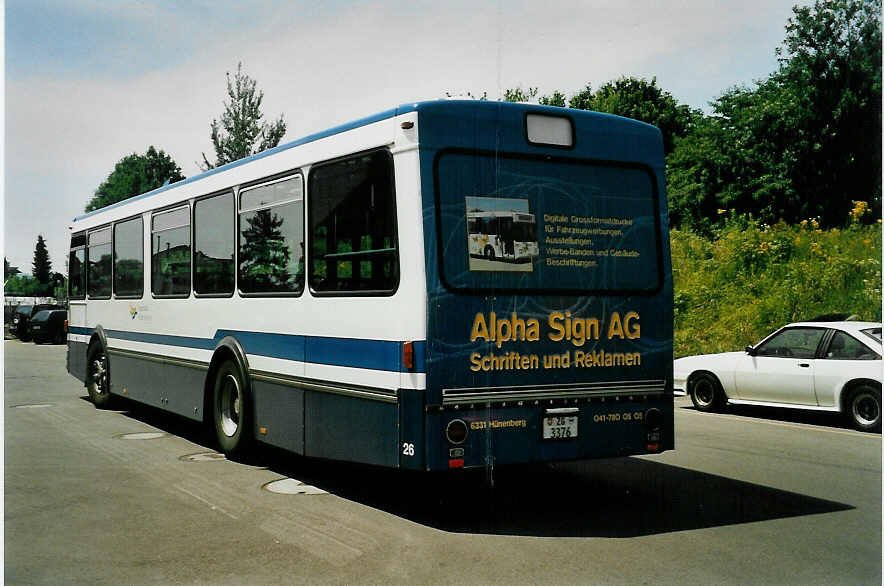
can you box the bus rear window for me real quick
[435,151,662,293]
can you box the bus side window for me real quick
[195,192,235,295]
[114,216,144,298]
[152,206,191,297]
[69,232,86,299]
[308,150,398,294]
[87,228,112,299]
[238,175,304,295]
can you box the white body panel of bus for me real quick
[68,112,427,396]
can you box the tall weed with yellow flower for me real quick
[671,204,882,358]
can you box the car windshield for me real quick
[861,327,882,343]
[32,310,51,321]
[15,306,33,315]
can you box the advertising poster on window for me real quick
[437,152,662,293]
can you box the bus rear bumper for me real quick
[428,398,673,471]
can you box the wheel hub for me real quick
[220,374,241,438]
[695,381,713,405]
[91,357,107,395]
[853,393,880,426]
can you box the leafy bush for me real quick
[672,216,882,358]
[4,274,52,296]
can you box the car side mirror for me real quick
[745,345,757,356]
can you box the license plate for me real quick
[543,415,578,439]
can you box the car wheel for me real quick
[213,361,252,460]
[690,372,725,412]
[87,344,113,408]
[847,385,881,432]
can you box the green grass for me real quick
[672,219,882,358]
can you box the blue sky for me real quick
[4,0,806,274]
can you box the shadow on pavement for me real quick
[260,453,853,538]
[82,395,220,453]
[677,401,864,431]
[110,398,854,538]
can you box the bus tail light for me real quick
[402,341,414,370]
[645,408,663,451]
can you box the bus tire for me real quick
[689,372,725,412]
[87,343,113,408]
[483,245,495,260]
[846,384,881,432]
[213,360,253,459]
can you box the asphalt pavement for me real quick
[4,338,881,584]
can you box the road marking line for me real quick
[678,408,880,438]
[176,485,239,519]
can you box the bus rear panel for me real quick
[407,102,672,471]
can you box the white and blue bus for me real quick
[467,207,539,265]
[67,100,673,470]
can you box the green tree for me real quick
[200,62,287,170]
[668,0,881,230]
[502,86,567,106]
[665,116,730,233]
[503,86,539,103]
[32,235,52,286]
[568,77,698,155]
[5,257,20,280]
[86,146,184,212]
[775,0,882,226]
[4,274,42,296]
[238,209,292,291]
[539,90,567,107]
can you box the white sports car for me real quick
[674,321,882,431]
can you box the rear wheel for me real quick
[690,372,725,412]
[213,361,252,459]
[847,385,881,432]
[87,344,113,408]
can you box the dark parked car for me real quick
[28,309,68,344]
[11,304,62,341]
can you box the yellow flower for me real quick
[850,201,870,224]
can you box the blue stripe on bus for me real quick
[68,326,426,373]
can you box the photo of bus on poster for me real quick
[465,196,539,272]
